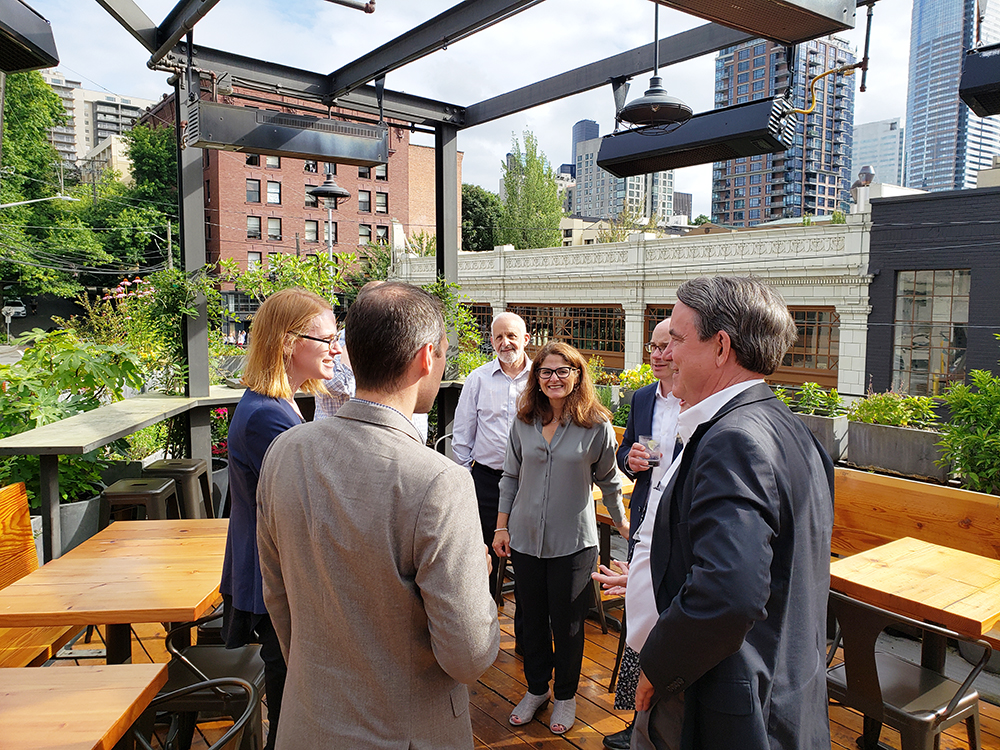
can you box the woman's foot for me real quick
[509,690,551,726]
[550,696,576,734]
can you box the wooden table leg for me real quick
[106,623,132,664]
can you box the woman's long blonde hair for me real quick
[241,288,333,399]
[517,341,611,428]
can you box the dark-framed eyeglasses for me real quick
[537,366,578,380]
[298,333,338,349]
[645,343,668,355]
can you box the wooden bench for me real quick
[832,466,1000,649]
[0,482,82,668]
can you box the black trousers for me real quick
[471,462,523,647]
[511,546,597,700]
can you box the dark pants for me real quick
[511,546,597,700]
[472,462,523,647]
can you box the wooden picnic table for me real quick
[0,662,168,750]
[0,385,246,561]
[0,519,228,664]
[593,471,635,568]
[830,536,1000,671]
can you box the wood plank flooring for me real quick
[52,594,1000,749]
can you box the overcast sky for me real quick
[30,0,914,217]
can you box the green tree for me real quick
[597,201,645,243]
[690,214,711,226]
[123,123,177,208]
[499,130,562,249]
[461,183,502,252]
[1,72,112,299]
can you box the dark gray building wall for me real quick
[865,186,1000,392]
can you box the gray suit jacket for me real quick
[258,400,500,749]
[640,384,834,750]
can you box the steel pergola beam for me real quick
[94,0,158,52]
[328,0,545,99]
[463,21,755,128]
[160,42,465,126]
[151,0,224,64]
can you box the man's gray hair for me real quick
[676,276,797,376]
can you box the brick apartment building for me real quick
[143,85,460,325]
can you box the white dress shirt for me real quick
[648,385,683,493]
[626,379,764,653]
[451,357,531,471]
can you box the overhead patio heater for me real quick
[648,0,855,45]
[0,0,58,73]
[185,100,389,166]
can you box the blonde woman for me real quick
[494,341,628,735]
[221,288,339,750]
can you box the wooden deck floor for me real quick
[54,595,1000,749]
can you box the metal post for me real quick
[434,124,459,282]
[40,454,60,561]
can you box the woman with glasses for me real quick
[221,287,339,750]
[494,341,628,735]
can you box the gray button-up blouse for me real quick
[499,417,625,558]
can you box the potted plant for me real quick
[845,390,948,482]
[938,346,1000,496]
[774,382,848,460]
[588,356,621,411]
[0,329,142,559]
[210,406,231,514]
[618,363,657,406]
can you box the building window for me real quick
[247,251,261,270]
[375,192,388,214]
[642,305,674,364]
[359,224,372,244]
[358,190,371,212]
[892,269,970,396]
[204,180,211,204]
[246,179,261,203]
[358,166,371,179]
[305,220,319,243]
[775,307,840,388]
[305,185,318,208]
[265,155,281,169]
[375,225,389,243]
[506,303,626,369]
[324,162,337,175]
[304,160,318,173]
[267,217,282,241]
[247,216,261,239]
[205,220,212,240]
[266,181,281,205]
[325,221,337,244]
[375,163,388,181]
[246,154,260,166]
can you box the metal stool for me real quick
[144,459,214,519]
[103,478,179,520]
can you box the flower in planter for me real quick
[210,407,230,459]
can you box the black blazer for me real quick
[616,382,658,555]
[639,383,834,750]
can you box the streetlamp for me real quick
[308,174,351,263]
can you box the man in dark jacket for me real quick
[626,276,834,749]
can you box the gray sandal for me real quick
[509,690,551,726]
[549,696,576,734]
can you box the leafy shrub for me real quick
[587,356,620,386]
[847,390,940,431]
[612,403,631,427]
[938,366,1000,495]
[618,363,656,391]
[794,382,846,416]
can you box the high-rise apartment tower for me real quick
[711,37,856,226]
[905,0,1000,191]
[852,118,905,186]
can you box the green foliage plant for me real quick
[587,356,619,386]
[830,211,847,225]
[846,390,940,431]
[612,403,631,427]
[618,363,657,391]
[793,382,846,416]
[500,130,563,249]
[218,252,351,306]
[772,385,794,408]
[461,184,503,253]
[938,342,1000,495]
[0,329,144,505]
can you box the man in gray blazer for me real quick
[626,276,834,749]
[257,282,500,749]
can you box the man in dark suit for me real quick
[625,276,834,749]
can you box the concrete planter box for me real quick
[846,421,949,482]
[797,414,848,461]
[31,494,110,564]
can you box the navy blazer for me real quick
[616,382,658,555]
[639,383,834,750]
